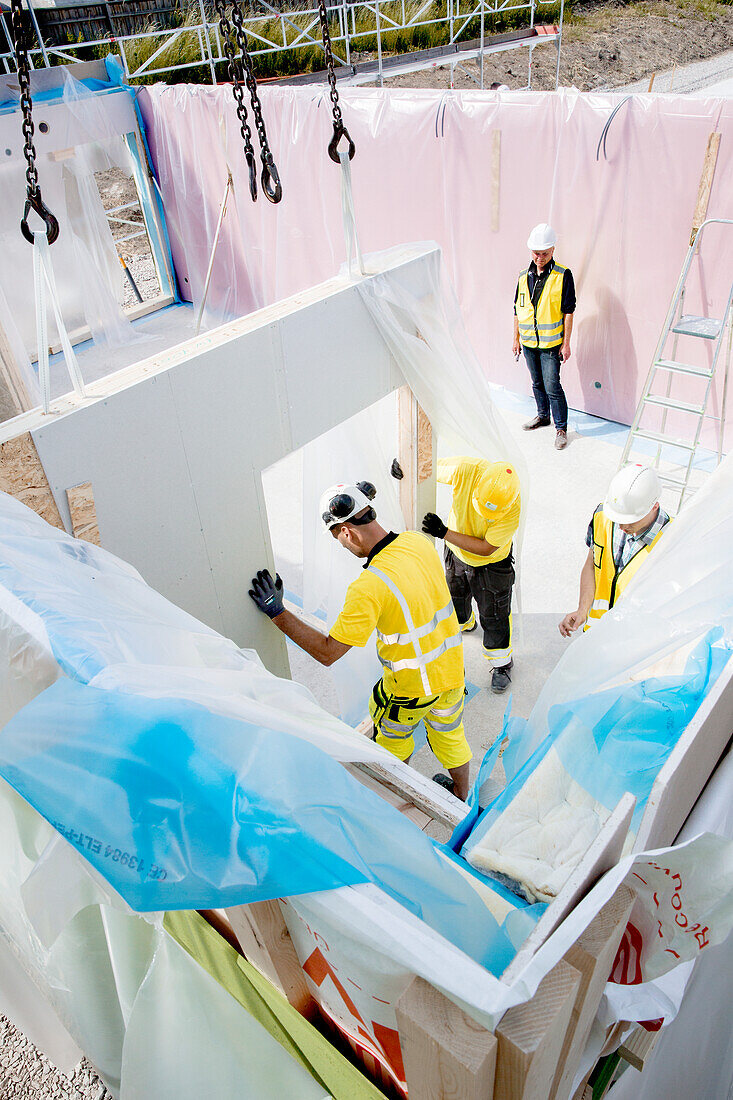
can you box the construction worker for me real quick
[512,222,576,451]
[559,464,670,637]
[422,458,520,695]
[248,481,472,800]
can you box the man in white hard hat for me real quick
[422,458,521,695]
[249,481,472,800]
[513,223,576,451]
[559,464,671,636]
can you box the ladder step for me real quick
[671,315,723,339]
[656,472,688,489]
[644,395,705,415]
[632,429,697,451]
[654,358,714,378]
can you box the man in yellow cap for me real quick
[422,458,521,694]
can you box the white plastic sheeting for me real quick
[514,449,733,772]
[139,84,733,448]
[0,73,142,407]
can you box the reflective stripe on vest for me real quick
[516,264,566,349]
[367,564,434,695]
[377,598,455,646]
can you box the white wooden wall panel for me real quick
[25,249,433,675]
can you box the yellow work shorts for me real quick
[368,680,472,770]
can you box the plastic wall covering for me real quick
[0,72,141,405]
[138,85,733,449]
[0,490,547,965]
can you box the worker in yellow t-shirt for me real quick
[422,458,520,695]
[249,481,472,800]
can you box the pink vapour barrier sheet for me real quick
[139,86,733,445]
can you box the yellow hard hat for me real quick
[472,462,520,520]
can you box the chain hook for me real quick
[261,157,282,204]
[328,121,356,164]
[21,193,60,246]
[245,148,258,201]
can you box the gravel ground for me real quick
[0,1016,107,1100]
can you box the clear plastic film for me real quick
[460,451,733,903]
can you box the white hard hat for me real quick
[604,464,661,524]
[527,223,557,250]
[319,481,377,531]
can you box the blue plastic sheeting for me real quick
[0,494,229,683]
[463,631,730,857]
[0,678,545,975]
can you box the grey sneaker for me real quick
[555,429,568,450]
[491,660,513,694]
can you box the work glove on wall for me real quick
[249,569,285,618]
[422,512,448,539]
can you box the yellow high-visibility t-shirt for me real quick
[438,456,520,567]
[329,531,464,698]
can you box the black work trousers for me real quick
[444,546,514,668]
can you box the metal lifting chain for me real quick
[315,0,355,164]
[213,0,281,204]
[10,0,59,244]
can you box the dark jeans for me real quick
[444,546,514,668]
[522,344,568,431]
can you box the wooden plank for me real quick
[225,900,316,1019]
[66,482,101,546]
[549,886,636,1100]
[494,959,581,1100]
[417,402,433,483]
[690,132,721,245]
[353,757,470,831]
[618,1025,661,1072]
[0,432,65,530]
[491,130,501,233]
[395,976,498,1100]
[501,794,635,985]
[634,653,733,851]
[0,325,34,416]
[345,763,434,830]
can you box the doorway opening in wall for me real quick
[261,390,403,727]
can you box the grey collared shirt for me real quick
[586,506,671,569]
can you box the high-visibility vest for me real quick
[516,263,566,349]
[365,533,464,697]
[586,507,667,627]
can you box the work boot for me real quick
[523,416,551,431]
[460,611,477,633]
[432,773,455,794]
[555,429,568,450]
[491,660,513,694]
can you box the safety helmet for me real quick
[527,223,557,250]
[472,462,520,521]
[604,464,661,524]
[320,481,377,531]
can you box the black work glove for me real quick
[249,569,285,619]
[422,512,448,540]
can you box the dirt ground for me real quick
[384,0,733,91]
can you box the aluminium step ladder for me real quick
[619,217,733,513]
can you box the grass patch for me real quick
[114,0,564,83]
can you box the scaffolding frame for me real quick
[1,0,564,89]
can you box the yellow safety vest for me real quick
[586,508,667,628]
[516,263,566,349]
[331,532,464,698]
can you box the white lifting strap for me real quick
[33,230,85,414]
[367,563,433,696]
[339,149,365,279]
